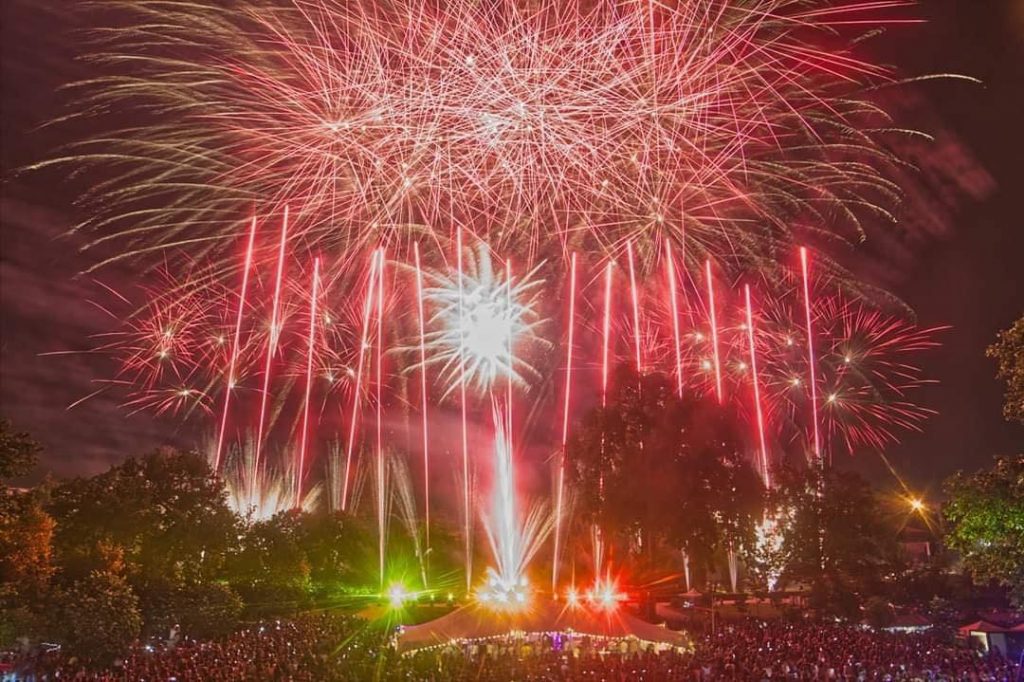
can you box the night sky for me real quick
[1,0,1021,489]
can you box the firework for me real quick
[705,259,723,403]
[220,439,322,521]
[666,243,684,398]
[419,243,547,397]
[59,0,923,282]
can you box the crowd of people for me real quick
[5,613,1020,681]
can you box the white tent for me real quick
[397,598,691,653]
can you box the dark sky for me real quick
[1,1,1021,489]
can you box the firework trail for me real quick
[341,249,381,511]
[479,403,553,607]
[744,284,770,489]
[295,256,321,504]
[553,252,577,590]
[375,248,387,588]
[251,208,290,503]
[602,261,614,405]
[214,216,258,471]
[457,227,471,593]
[705,259,723,403]
[800,247,822,465]
[666,242,684,397]
[413,243,431,552]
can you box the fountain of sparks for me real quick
[477,404,553,611]
[219,438,322,521]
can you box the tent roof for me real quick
[958,620,1008,633]
[888,613,932,628]
[397,599,691,653]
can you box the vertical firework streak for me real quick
[251,207,289,503]
[666,243,684,397]
[213,215,257,471]
[744,284,770,489]
[505,258,514,453]
[340,249,380,511]
[295,257,320,505]
[413,243,430,553]
[457,228,471,592]
[376,250,386,588]
[705,259,724,403]
[595,259,614,584]
[627,242,642,374]
[800,247,823,465]
[552,252,577,590]
[602,261,614,404]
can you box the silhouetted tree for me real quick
[566,366,763,581]
[987,315,1024,424]
[0,418,40,480]
[766,466,902,617]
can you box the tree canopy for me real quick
[0,418,41,480]
[944,454,1024,608]
[48,449,240,585]
[987,315,1024,425]
[566,366,763,580]
[763,466,903,616]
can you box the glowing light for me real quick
[583,577,627,612]
[909,497,925,512]
[387,583,410,609]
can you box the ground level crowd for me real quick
[8,612,1020,681]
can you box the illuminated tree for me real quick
[49,571,142,666]
[944,455,1024,608]
[0,493,55,646]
